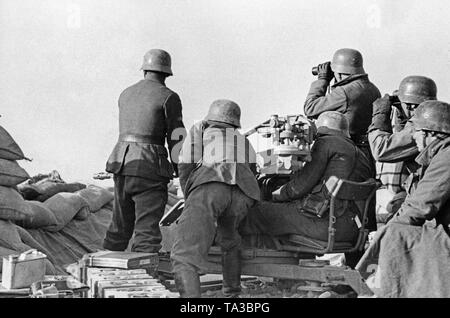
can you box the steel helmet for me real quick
[141,49,173,76]
[331,48,365,75]
[410,100,450,134]
[398,76,437,105]
[316,111,350,137]
[205,99,241,128]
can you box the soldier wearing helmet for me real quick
[369,75,438,162]
[103,49,186,253]
[391,100,450,226]
[304,48,381,169]
[368,76,438,219]
[171,99,260,298]
[358,101,450,297]
[240,111,374,267]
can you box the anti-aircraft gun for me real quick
[243,114,316,200]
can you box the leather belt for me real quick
[119,134,164,145]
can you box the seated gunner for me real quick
[240,111,375,245]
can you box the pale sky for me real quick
[1,0,449,181]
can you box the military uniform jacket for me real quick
[106,78,185,181]
[276,127,373,203]
[178,120,260,201]
[368,109,419,163]
[368,109,420,193]
[304,74,381,139]
[391,137,450,228]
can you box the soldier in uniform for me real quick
[357,101,450,297]
[390,100,450,227]
[240,112,374,255]
[171,100,260,298]
[103,49,186,253]
[304,48,381,168]
[368,76,437,217]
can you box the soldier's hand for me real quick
[318,62,333,82]
[373,94,393,115]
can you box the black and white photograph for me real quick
[0,0,449,304]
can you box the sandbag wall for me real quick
[0,125,32,224]
[0,125,115,273]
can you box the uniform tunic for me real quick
[171,120,260,274]
[240,127,374,243]
[103,78,185,253]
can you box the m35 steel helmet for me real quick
[205,99,241,128]
[398,76,437,105]
[331,48,365,75]
[410,100,450,134]
[141,49,173,76]
[316,111,350,137]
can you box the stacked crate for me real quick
[80,251,179,298]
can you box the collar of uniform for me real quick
[415,137,450,166]
[316,126,351,140]
[205,120,237,129]
[332,73,369,88]
[143,78,166,86]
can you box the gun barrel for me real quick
[242,120,270,136]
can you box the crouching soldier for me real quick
[170,99,260,298]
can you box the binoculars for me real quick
[389,95,400,104]
[311,61,331,76]
[311,66,320,76]
[389,90,400,104]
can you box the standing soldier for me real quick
[171,100,260,298]
[304,48,381,168]
[103,49,186,254]
[368,76,437,217]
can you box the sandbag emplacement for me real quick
[34,181,86,202]
[42,193,89,232]
[76,184,114,212]
[0,186,33,221]
[0,125,26,161]
[0,158,30,187]
[73,206,90,221]
[16,201,58,229]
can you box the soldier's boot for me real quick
[221,247,242,298]
[174,270,201,298]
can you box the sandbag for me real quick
[16,201,58,229]
[76,184,114,212]
[73,206,90,221]
[0,220,36,255]
[17,183,41,200]
[0,186,33,221]
[0,158,30,187]
[42,192,89,232]
[34,181,86,202]
[0,125,26,161]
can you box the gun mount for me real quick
[244,114,315,176]
[244,114,316,200]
